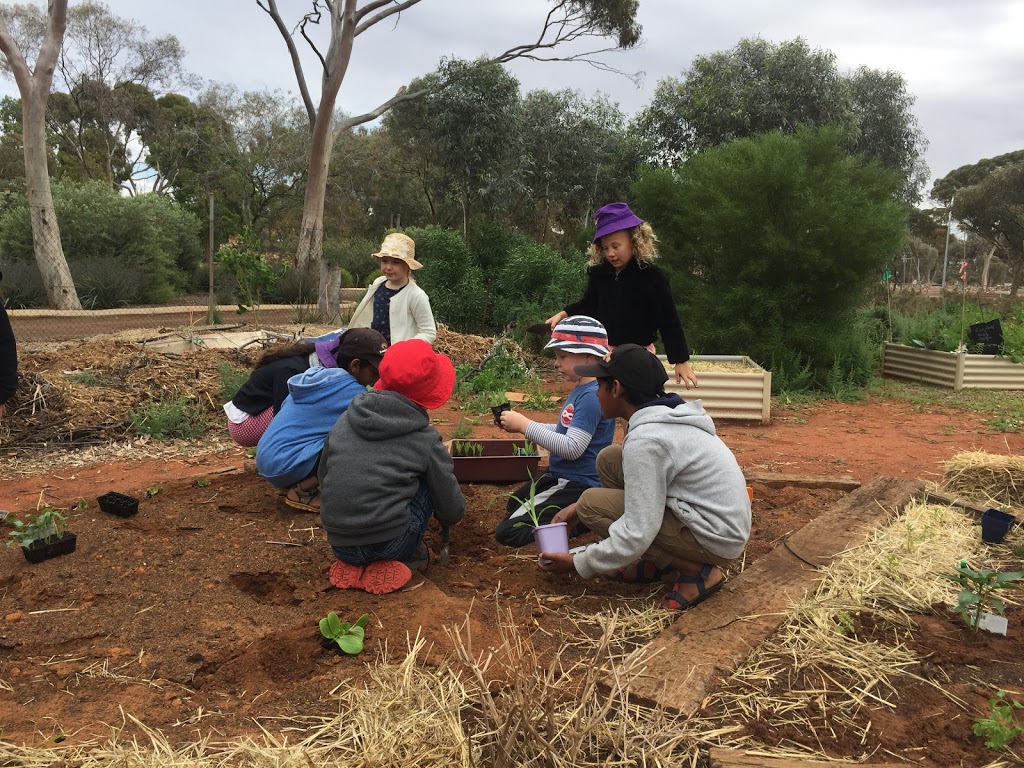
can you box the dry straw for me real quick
[691,500,994,761]
[941,450,1024,509]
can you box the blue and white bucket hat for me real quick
[544,315,610,357]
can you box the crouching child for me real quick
[494,315,616,547]
[539,344,751,611]
[318,339,466,594]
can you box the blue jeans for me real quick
[331,480,432,566]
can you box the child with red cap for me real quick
[318,339,465,594]
[545,201,698,389]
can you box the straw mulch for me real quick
[940,450,1024,510]
[691,499,1012,762]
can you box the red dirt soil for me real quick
[2,391,1023,765]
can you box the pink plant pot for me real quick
[533,522,569,556]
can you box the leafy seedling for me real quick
[73,498,89,510]
[974,690,1024,750]
[193,478,212,488]
[319,612,369,655]
[496,474,561,531]
[943,561,1024,632]
[144,486,163,498]
[6,508,67,549]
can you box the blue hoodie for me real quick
[256,367,366,488]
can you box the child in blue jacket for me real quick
[255,328,387,511]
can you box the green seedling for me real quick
[6,508,67,548]
[144,486,163,498]
[943,561,1024,632]
[513,440,537,456]
[193,478,212,488]
[500,475,561,531]
[451,415,472,441]
[319,611,369,655]
[73,498,89,510]
[974,690,1024,750]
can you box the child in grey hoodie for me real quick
[318,339,465,595]
[540,344,750,611]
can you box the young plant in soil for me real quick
[502,475,560,531]
[513,439,537,457]
[974,690,1024,750]
[319,612,369,655]
[943,561,1024,632]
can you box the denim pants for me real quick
[331,479,432,566]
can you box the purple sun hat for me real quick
[593,202,644,242]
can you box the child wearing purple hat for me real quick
[545,202,698,389]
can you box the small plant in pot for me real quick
[6,508,77,563]
[490,395,511,425]
[513,439,538,457]
[503,475,568,558]
[943,560,1024,632]
[319,611,369,655]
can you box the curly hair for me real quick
[586,222,659,267]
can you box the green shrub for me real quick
[129,397,209,440]
[0,259,47,307]
[71,258,151,308]
[217,362,250,404]
[323,237,378,289]
[0,180,200,304]
[409,225,487,333]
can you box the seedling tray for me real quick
[97,491,140,518]
[21,532,77,563]
[450,439,542,484]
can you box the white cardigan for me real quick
[348,276,437,344]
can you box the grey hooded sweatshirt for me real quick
[574,397,750,580]
[318,389,465,549]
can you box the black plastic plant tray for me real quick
[97,491,140,518]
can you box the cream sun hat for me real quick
[373,232,423,270]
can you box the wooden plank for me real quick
[917,487,990,517]
[743,472,860,491]
[709,747,896,767]
[617,476,923,714]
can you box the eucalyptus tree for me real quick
[635,37,927,202]
[0,0,78,307]
[258,0,642,320]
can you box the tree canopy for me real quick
[634,37,927,202]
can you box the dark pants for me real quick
[331,480,432,565]
[494,473,590,548]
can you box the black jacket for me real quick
[565,258,690,363]
[231,355,311,416]
[0,304,16,404]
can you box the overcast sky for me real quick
[11,1,1024,203]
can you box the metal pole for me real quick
[941,194,955,291]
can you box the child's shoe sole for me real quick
[329,561,364,589]
[359,560,413,594]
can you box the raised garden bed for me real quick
[450,438,541,484]
[882,342,1024,391]
[660,355,772,423]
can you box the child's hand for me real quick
[544,311,567,330]
[499,410,529,433]
[538,552,575,572]
[551,503,579,528]
[675,361,698,389]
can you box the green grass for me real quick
[67,370,101,386]
[217,361,250,404]
[866,377,1024,432]
[129,397,209,440]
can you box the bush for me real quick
[490,240,584,332]
[0,180,201,305]
[129,397,209,440]
[71,258,150,308]
[408,225,487,333]
[323,237,377,288]
[634,127,907,391]
[0,259,47,308]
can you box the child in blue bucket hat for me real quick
[545,202,697,389]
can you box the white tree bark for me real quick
[0,0,80,309]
